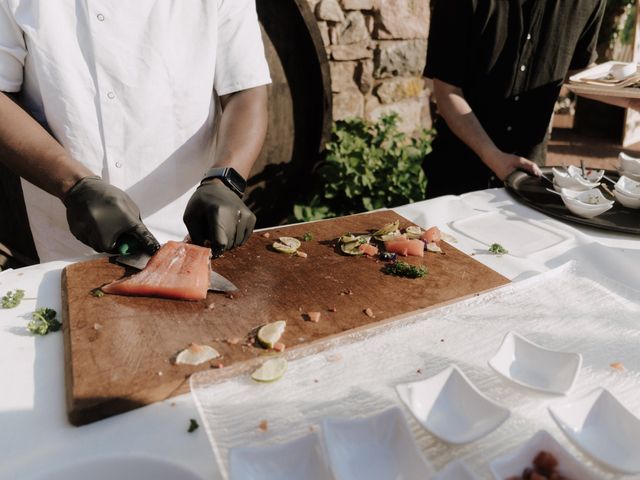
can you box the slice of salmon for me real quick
[103,241,211,301]
[384,239,424,257]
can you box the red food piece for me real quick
[306,311,321,323]
[102,241,211,301]
[533,450,558,475]
[384,239,424,257]
[421,226,441,244]
[358,243,379,256]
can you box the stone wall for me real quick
[307,0,431,135]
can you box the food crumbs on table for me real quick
[206,301,215,310]
[416,368,422,374]
[302,232,313,242]
[364,308,375,318]
[340,288,353,295]
[93,323,103,331]
[157,371,163,376]
[440,338,445,342]
[27,308,60,335]
[2,289,25,309]
[326,353,343,363]
[214,362,224,369]
[611,362,624,371]
[226,337,241,345]
[187,418,199,433]
[258,420,269,432]
[328,306,337,313]
[295,250,308,258]
[90,288,104,298]
[261,232,271,238]
[225,293,235,299]
[306,311,321,323]
[273,342,286,352]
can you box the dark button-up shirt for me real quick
[424,0,605,196]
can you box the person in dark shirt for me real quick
[423,0,606,198]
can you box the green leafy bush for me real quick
[293,113,434,222]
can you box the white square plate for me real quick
[321,406,434,480]
[489,430,602,479]
[549,388,640,474]
[488,331,582,395]
[449,211,571,257]
[229,431,334,480]
[395,365,510,444]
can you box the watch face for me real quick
[227,168,246,194]
[202,167,246,197]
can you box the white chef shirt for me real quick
[0,0,271,262]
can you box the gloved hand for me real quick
[63,176,160,254]
[183,180,256,256]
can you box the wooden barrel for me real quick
[247,0,333,227]
[0,0,332,265]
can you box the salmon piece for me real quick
[421,226,441,244]
[103,241,211,300]
[384,239,424,257]
[358,243,379,256]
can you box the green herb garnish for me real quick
[188,418,199,433]
[382,261,427,279]
[2,289,25,309]
[302,232,314,242]
[488,243,508,255]
[91,288,105,298]
[27,308,61,335]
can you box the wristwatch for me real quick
[200,167,247,198]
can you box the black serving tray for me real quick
[505,167,640,235]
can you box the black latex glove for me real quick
[63,176,160,254]
[183,180,256,255]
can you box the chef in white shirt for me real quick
[0,0,271,262]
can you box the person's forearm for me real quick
[434,79,500,166]
[213,85,268,179]
[0,92,94,199]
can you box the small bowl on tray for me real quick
[558,188,614,219]
[619,152,640,176]
[552,166,602,191]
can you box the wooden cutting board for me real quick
[62,210,509,425]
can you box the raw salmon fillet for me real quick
[103,241,211,300]
[384,238,424,257]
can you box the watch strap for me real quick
[200,167,246,198]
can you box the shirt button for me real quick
[520,65,526,72]
[107,91,116,99]
[526,33,532,41]
[97,13,105,21]
[115,162,122,168]
[506,126,513,132]
[514,96,520,102]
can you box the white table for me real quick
[1,189,639,480]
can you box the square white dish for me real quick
[395,365,510,444]
[489,430,602,480]
[619,152,640,176]
[321,406,434,480]
[228,432,334,480]
[449,210,571,258]
[433,459,479,480]
[488,331,582,395]
[549,388,640,474]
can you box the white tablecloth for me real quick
[1,189,639,479]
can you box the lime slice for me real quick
[372,220,400,237]
[251,357,288,383]
[340,241,363,255]
[339,233,358,243]
[272,237,301,254]
[257,320,286,349]
[404,226,424,239]
[378,232,405,242]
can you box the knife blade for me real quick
[113,252,238,293]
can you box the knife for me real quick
[113,251,239,293]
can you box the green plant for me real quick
[293,114,434,222]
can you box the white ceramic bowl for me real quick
[614,175,640,198]
[321,406,434,480]
[488,331,582,395]
[619,152,640,175]
[549,388,640,474]
[489,430,602,480]
[552,167,601,191]
[229,432,334,480]
[614,188,640,208]
[433,459,479,480]
[559,188,614,218]
[395,365,510,444]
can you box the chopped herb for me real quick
[27,308,61,335]
[188,418,199,433]
[382,261,427,279]
[302,232,314,242]
[2,289,25,308]
[90,288,105,298]
[489,243,508,255]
